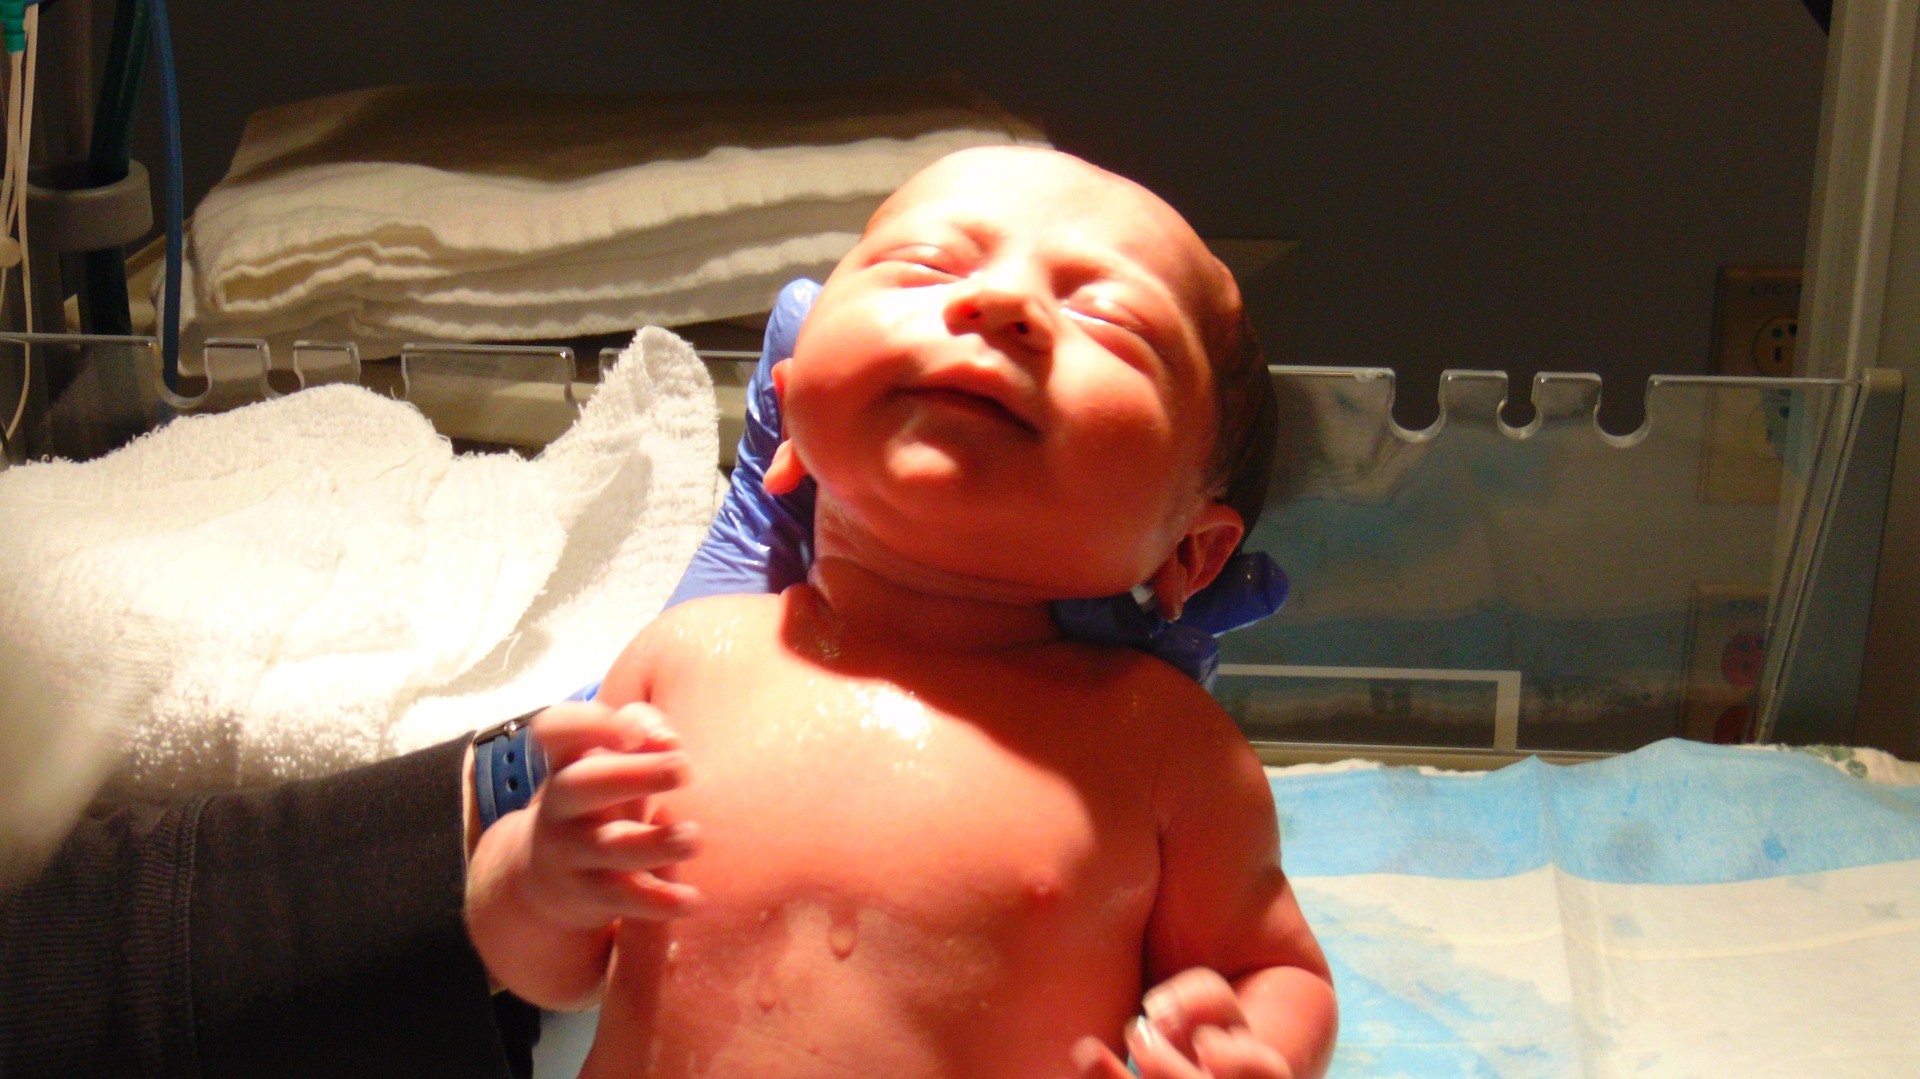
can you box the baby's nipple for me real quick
[827,921,858,960]
[755,976,780,1013]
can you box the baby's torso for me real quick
[582,594,1176,1079]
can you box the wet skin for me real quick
[469,147,1336,1079]
[582,588,1213,1078]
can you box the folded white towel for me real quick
[175,80,1047,352]
[0,327,718,817]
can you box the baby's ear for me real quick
[1146,502,1244,621]
[762,360,809,495]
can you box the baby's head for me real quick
[767,146,1276,615]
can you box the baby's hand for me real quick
[516,700,702,929]
[1070,968,1296,1079]
[466,700,701,1008]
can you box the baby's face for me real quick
[777,147,1234,600]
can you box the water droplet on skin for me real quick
[828,922,857,959]
[666,941,681,964]
[854,685,933,747]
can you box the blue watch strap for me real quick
[472,709,550,831]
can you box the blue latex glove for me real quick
[663,278,821,607]
[1050,554,1287,690]
[650,277,1289,688]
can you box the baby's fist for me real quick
[1068,968,1294,1079]
[519,701,703,927]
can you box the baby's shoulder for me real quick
[601,593,783,698]
[645,591,783,642]
[1040,643,1252,754]
[1092,654,1267,801]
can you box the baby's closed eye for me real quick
[1066,296,1163,368]
[879,245,963,281]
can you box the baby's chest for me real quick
[659,669,1157,916]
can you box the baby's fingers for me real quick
[1192,1025,1294,1079]
[578,819,701,874]
[530,865,701,928]
[588,868,702,921]
[541,749,690,820]
[1144,968,1248,1055]
[1069,1036,1143,1079]
[533,701,680,769]
[1123,1019,1207,1079]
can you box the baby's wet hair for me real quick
[1205,308,1278,541]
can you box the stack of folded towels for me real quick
[169,78,1047,353]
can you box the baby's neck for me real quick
[801,556,1060,654]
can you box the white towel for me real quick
[0,327,718,824]
[174,80,1047,352]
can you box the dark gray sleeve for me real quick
[1,736,535,1079]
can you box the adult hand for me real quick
[662,278,821,608]
[1050,554,1287,689]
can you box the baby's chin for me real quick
[828,507,1152,607]
[812,449,1171,599]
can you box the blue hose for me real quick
[147,0,182,391]
[80,0,150,336]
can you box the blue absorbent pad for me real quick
[1270,739,1920,1077]
[1273,738,1920,883]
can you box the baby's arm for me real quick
[465,698,700,1011]
[1075,701,1337,1079]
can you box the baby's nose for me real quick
[944,281,1055,351]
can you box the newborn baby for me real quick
[467,146,1337,1079]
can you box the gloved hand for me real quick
[663,279,821,607]
[1051,554,1287,690]
[645,277,1287,689]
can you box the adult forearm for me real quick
[1,736,529,1079]
[190,736,522,1077]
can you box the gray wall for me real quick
[144,1,1828,430]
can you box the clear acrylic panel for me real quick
[0,333,163,463]
[1220,367,1876,756]
[290,340,362,390]
[4,335,1892,762]
[398,342,578,450]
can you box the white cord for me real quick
[2,6,35,445]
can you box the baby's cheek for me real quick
[1061,411,1189,510]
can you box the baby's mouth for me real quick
[901,388,1039,434]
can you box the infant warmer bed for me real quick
[4,45,1917,1072]
[3,324,1915,1077]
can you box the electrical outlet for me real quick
[1709,266,1801,377]
[1701,266,1802,504]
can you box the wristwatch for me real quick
[471,709,550,831]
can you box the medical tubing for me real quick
[3,4,35,443]
[87,0,148,177]
[80,0,150,335]
[147,0,181,389]
[0,39,18,339]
